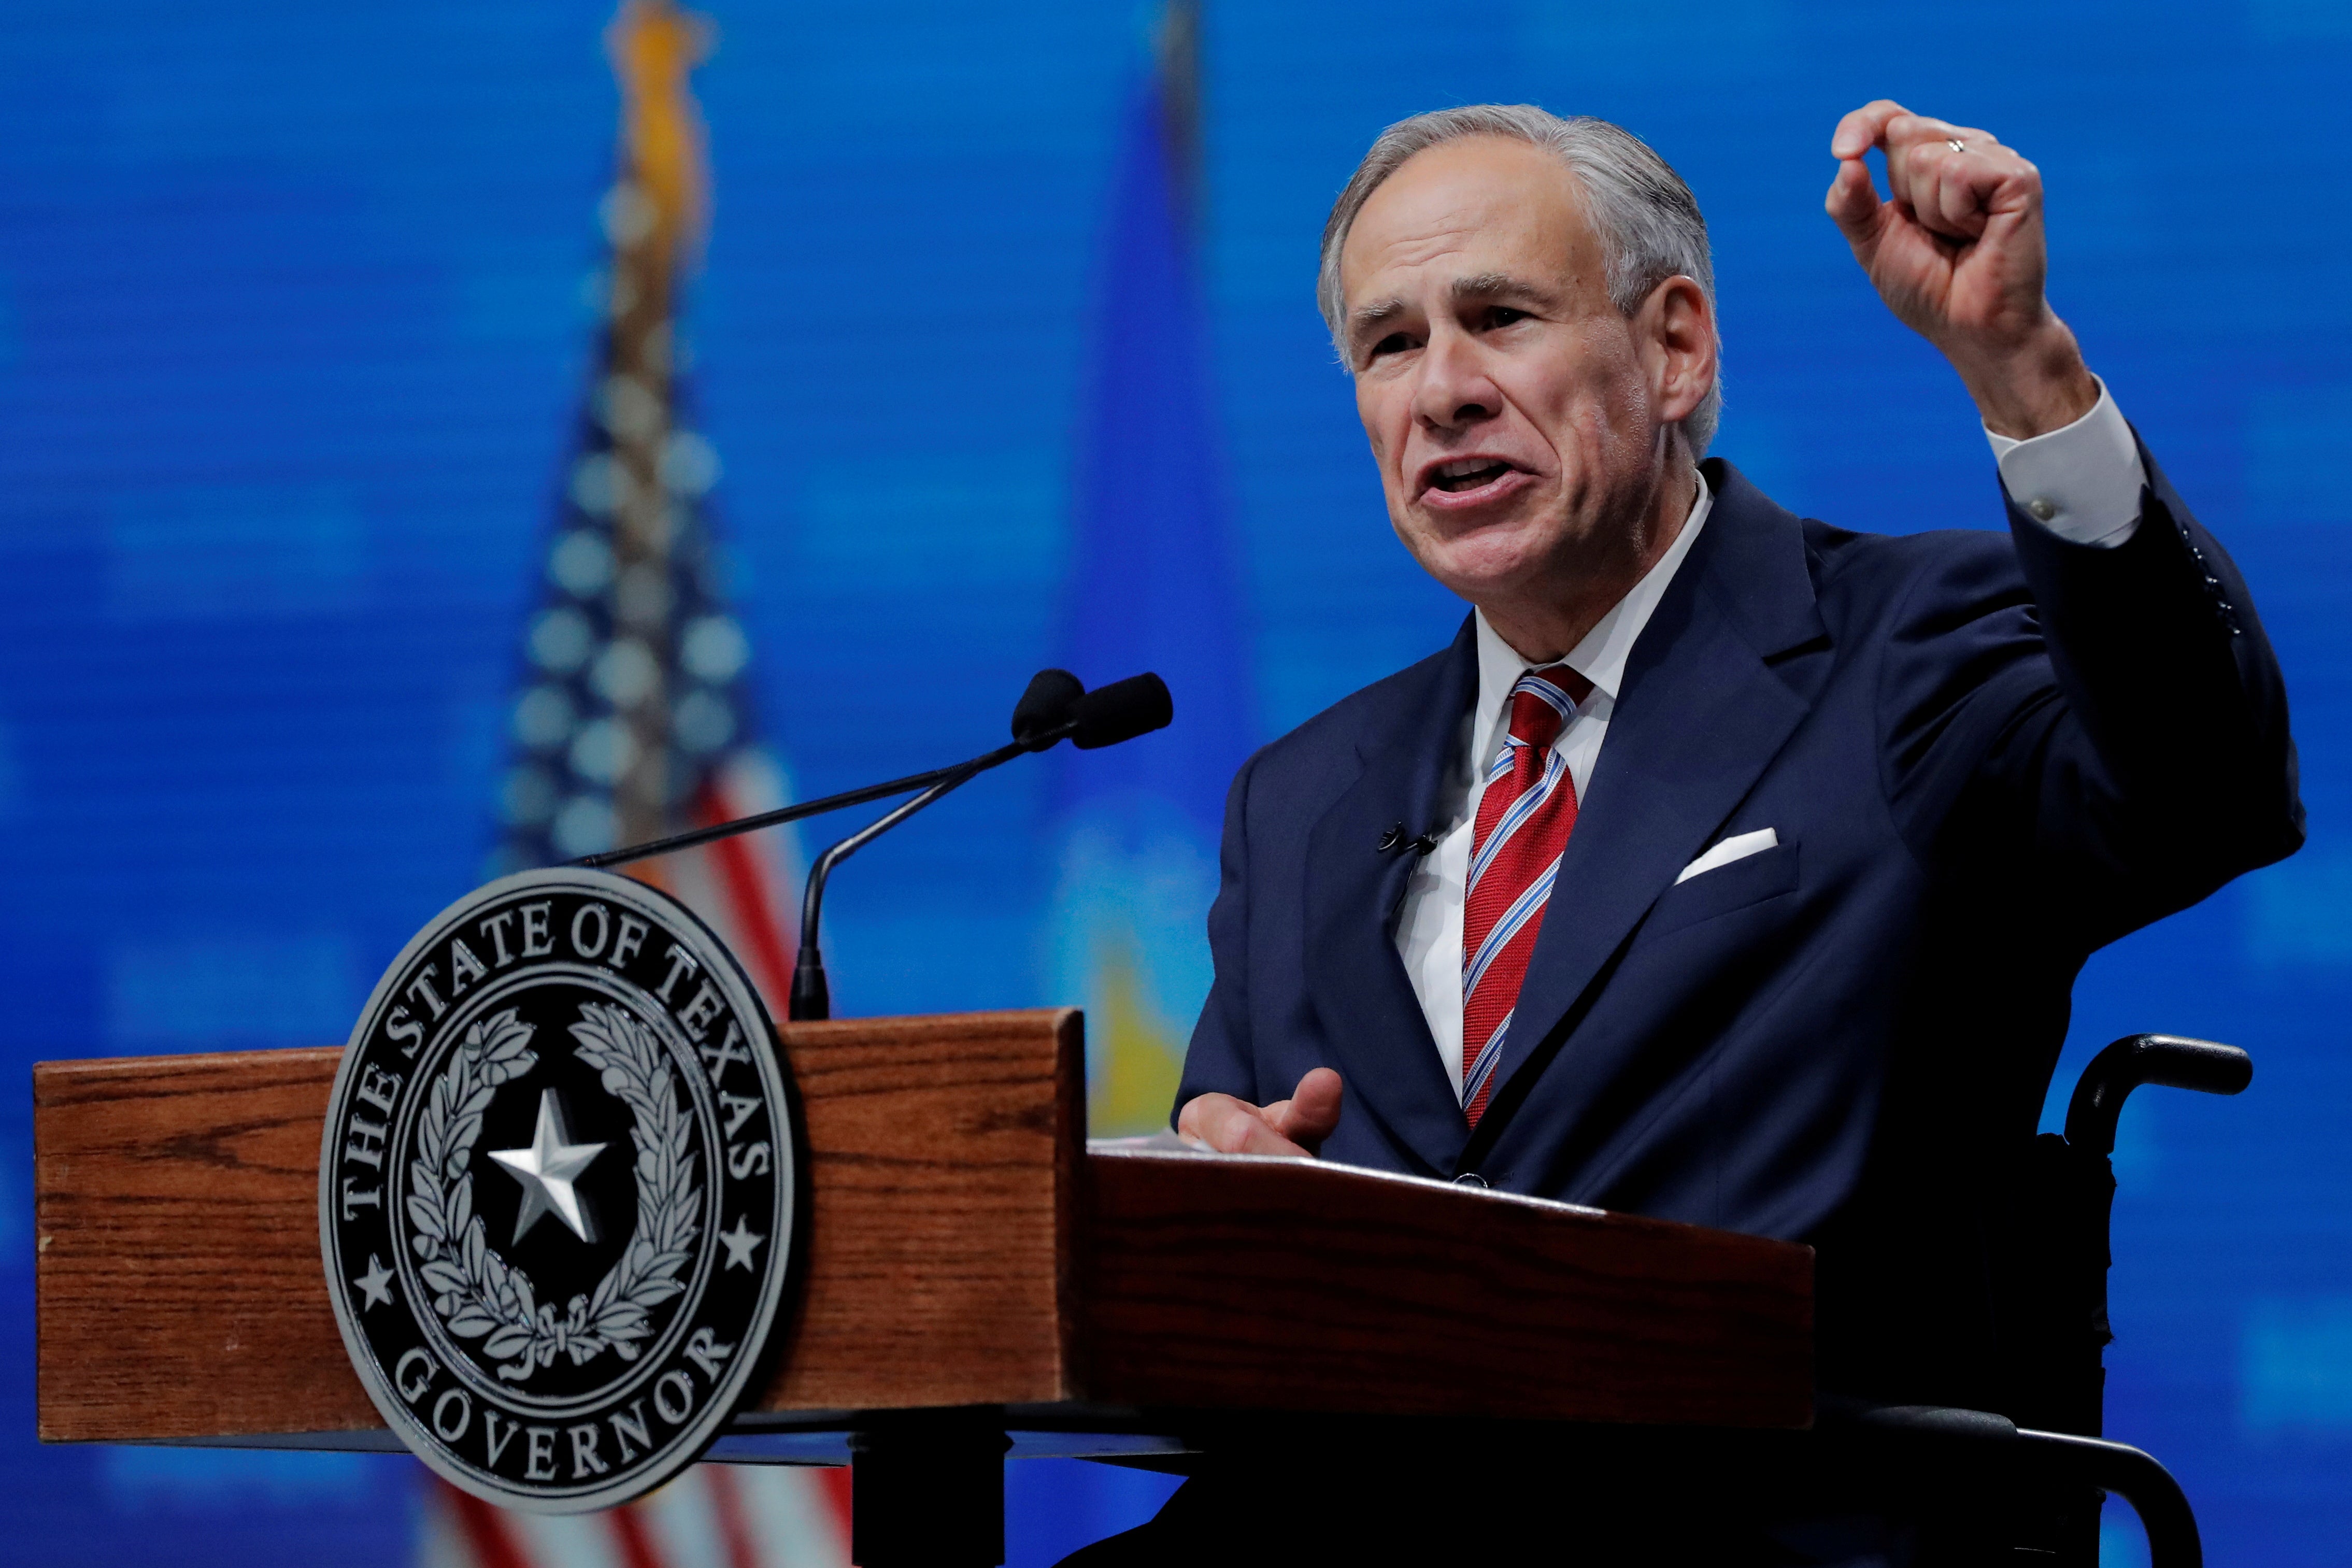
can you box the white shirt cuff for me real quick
[1984,378,2147,549]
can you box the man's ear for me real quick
[1641,275,1717,429]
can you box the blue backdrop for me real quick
[1,2,2347,1564]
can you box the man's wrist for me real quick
[1950,317,2100,440]
[1985,378,2147,549]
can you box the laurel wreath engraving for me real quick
[407,1003,702,1384]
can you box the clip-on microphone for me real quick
[1377,822,1441,856]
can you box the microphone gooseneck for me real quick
[784,668,1175,1022]
[576,762,972,869]
[788,756,994,1023]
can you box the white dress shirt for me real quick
[1394,385,2149,1097]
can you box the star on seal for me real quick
[490,1087,606,1244]
[717,1214,765,1271]
[352,1253,396,1310]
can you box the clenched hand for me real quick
[1827,99,2100,440]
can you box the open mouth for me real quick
[1428,458,1516,494]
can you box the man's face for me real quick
[1339,137,1670,606]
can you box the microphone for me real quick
[1070,673,1173,749]
[786,669,1172,1022]
[1377,823,1440,857]
[1011,668,1086,750]
[573,668,1128,873]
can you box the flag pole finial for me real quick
[606,0,715,265]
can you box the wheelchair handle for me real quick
[2064,1034,2252,1158]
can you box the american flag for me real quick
[482,0,799,1003]
[440,3,846,1561]
[421,1465,851,1568]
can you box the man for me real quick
[1129,98,2298,1560]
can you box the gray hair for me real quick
[1317,104,1721,455]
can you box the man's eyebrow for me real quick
[1347,296,1408,337]
[1449,272,1559,306]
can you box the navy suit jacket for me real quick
[1177,452,2303,1407]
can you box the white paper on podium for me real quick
[1086,1129,1212,1154]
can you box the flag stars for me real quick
[514,685,578,751]
[570,717,637,786]
[353,1254,396,1311]
[593,638,661,707]
[569,451,628,517]
[552,795,617,857]
[530,606,595,674]
[673,689,733,754]
[550,529,616,597]
[681,615,748,682]
[718,1214,765,1271]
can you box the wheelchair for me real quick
[1816,1032,2253,1567]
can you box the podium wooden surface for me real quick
[35,1008,1812,1450]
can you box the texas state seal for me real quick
[320,867,802,1512]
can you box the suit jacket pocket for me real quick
[1641,842,1800,943]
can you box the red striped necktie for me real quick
[1460,664,1593,1127]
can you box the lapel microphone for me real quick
[1377,822,1441,857]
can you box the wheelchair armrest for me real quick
[1830,1404,2203,1567]
[2013,1428,2204,1568]
[2063,1035,2252,1159]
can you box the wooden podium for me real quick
[35,1008,1812,1563]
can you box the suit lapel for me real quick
[1468,462,1829,1156]
[1302,615,1479,1175]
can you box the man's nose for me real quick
[1411,330,1500,430]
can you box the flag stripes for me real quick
[422,1468,849,1568]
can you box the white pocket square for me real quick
[1674,828,1778,885]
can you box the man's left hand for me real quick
[1827,99,2100,439]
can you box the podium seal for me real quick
[320,867,802,1512]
